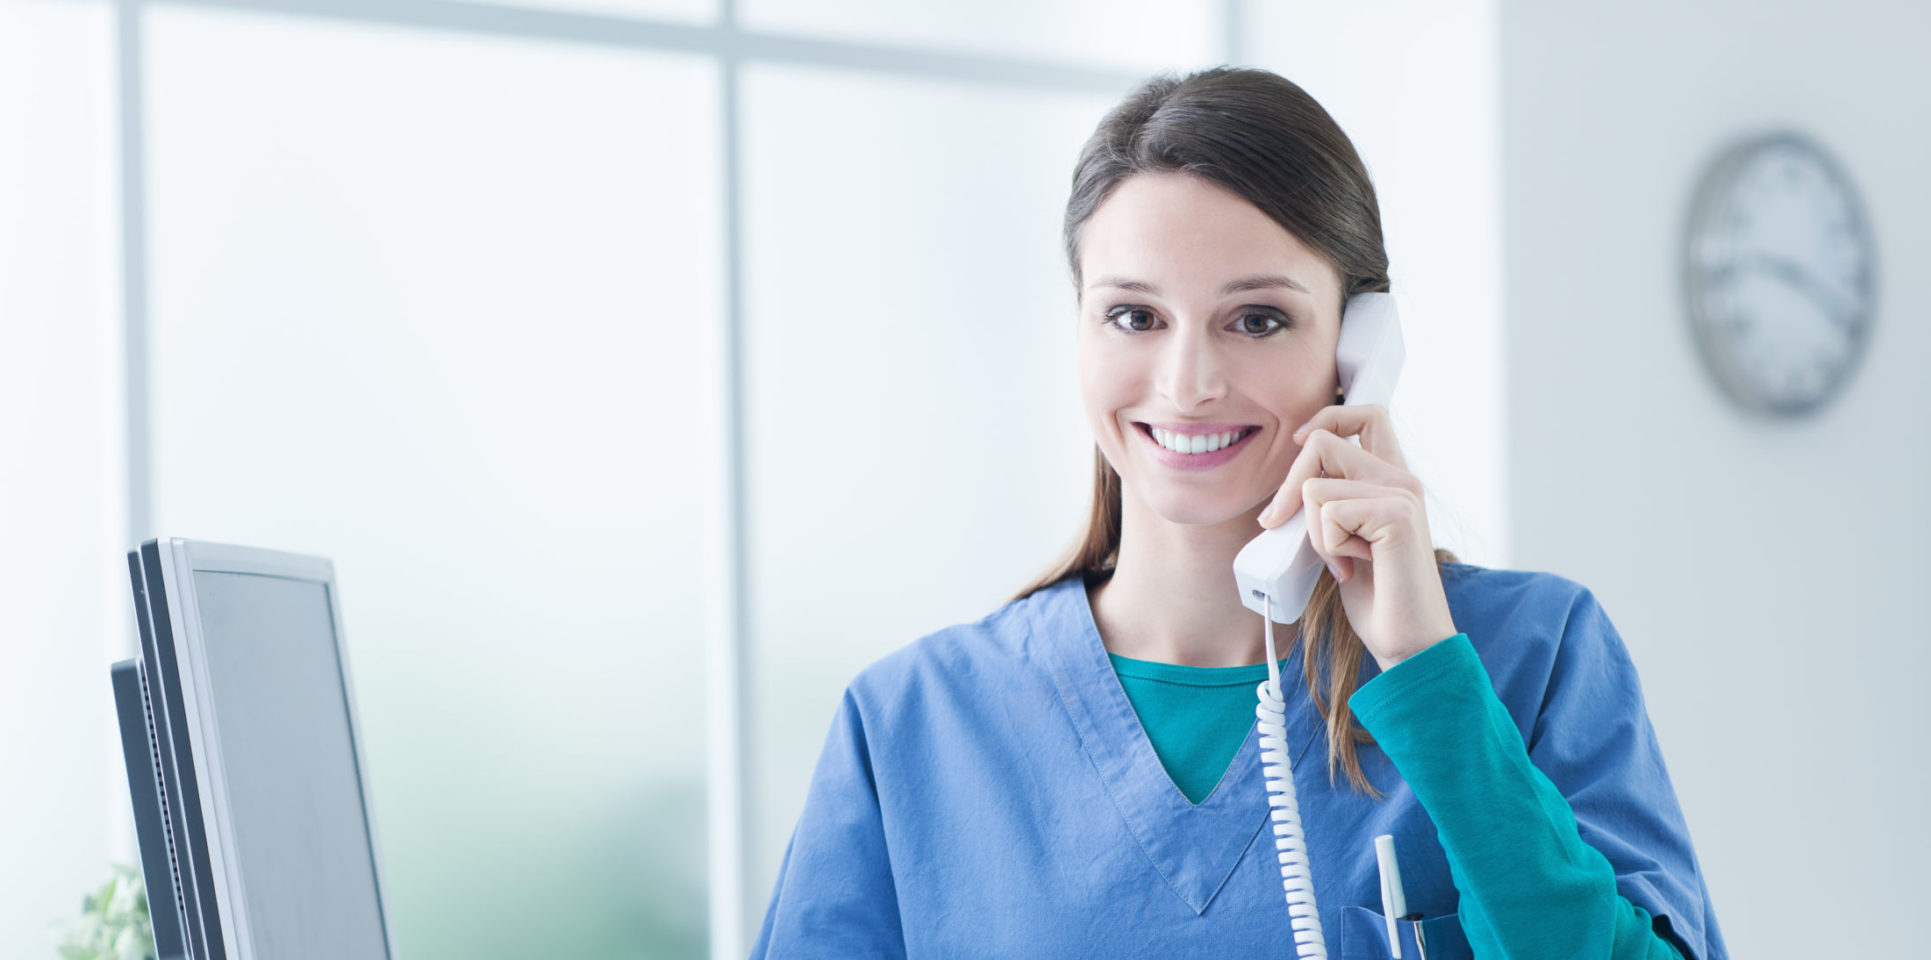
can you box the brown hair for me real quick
[1011,65,1458,799]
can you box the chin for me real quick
[1132,487,1257,528]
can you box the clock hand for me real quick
[1736,249,1854,325]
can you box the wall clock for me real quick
[1683,130,1876,416]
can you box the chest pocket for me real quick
[1335,904,1471,960]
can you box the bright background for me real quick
[1,0,1922,957]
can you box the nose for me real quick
[1154,324,1228,411]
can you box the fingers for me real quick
[1301,488,1420,585]
[1290,403,1407,473]
[1311,487,1417,561]
[1295,478,1388,559]
[1258,427,1418,528]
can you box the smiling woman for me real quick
[751,66,1727,960]
[1052,113,1423,788]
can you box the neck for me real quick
[1086,486,1298,668]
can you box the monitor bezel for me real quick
[110,657,191,960]
[154,537,399,960]
[133,542,221,960]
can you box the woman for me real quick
[750,66,1726,960]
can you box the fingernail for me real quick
[1327,560,1342,580]
[1292,421,1312,439]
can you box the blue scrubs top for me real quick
[750,562,1726,959]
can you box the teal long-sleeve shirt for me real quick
[1111,633,1687,959]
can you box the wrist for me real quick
[1373,628,1459,673]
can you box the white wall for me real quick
[1500,0,1931,956]
[0,0,126,954]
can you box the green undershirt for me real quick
[1107,651,1284,805]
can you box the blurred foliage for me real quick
[55,863,156,960]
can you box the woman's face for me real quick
[1075,169,1344,527]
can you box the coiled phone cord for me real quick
[1255,594,1329,959]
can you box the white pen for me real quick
[1374,834,1409,960]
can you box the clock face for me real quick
[1685,131,1876,416]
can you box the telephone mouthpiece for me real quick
[1234,513,1325,624]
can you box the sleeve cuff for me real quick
[1347,632,1476,722]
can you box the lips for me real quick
[1135,421,1261,436]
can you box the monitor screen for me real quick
[191,570,390,960]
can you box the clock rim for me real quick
[1681,128,1878,418]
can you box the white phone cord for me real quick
[1256,596,1328,958]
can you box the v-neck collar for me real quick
[1030,574,1326,916]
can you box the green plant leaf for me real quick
[59,862,156,960]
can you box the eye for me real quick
[1102,305,1160,333]
[1235,310,1290,336]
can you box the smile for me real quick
[1132,423,1261,471]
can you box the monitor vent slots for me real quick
[139,664,192,937]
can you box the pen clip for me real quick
[1398,914,1429,960]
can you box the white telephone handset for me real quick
[1236,292,1405,960]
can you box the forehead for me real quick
[1079,170,1336,299]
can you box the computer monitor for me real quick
[111,538,398,960]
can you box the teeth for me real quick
[1151,427,1247,454]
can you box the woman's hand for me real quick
[1255,403,1458,672]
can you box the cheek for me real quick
[1075,348,1139,427]
[1249,351,1333,413]
[1077,382,1126,447]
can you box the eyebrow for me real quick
[1087,273,1310,297]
